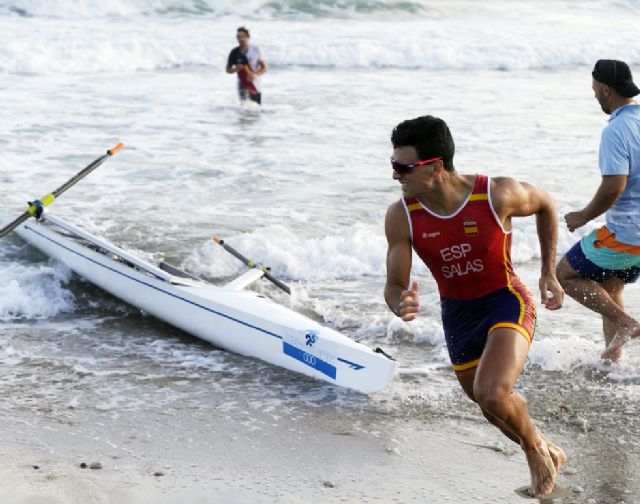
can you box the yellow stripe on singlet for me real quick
[468,193,488,201]
[502,234,526,325]
[407,202,422,212]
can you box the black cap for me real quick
[592,59,640,98]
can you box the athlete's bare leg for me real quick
[603,325,640,359]
[601,277,626,360]
[557,257,640,358]
[456,369,521,445]
[456,371,567,473]
[455,329,558,497]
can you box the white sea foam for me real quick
[184,222,391,281]
[0,261,75,320]
[528,335,603,372]
[385,316,445,347]
[1,1,639,74]
[3,0,640,20]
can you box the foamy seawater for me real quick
[1,4,640,488]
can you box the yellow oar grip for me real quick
[108,143,124,155]
[26,194,56,216]
[41,194,56,206]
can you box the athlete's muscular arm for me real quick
[491,177,564,310]
[384,201,420,321]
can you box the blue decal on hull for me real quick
[283,342,336,379]
[305,331,318,347]
[337,357,365,370]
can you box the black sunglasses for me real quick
[390,156,442,174]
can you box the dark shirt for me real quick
[227,47,248,69]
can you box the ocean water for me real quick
[1,0,640,500]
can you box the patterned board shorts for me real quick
[566,226,640,284]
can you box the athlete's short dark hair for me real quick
[391,115,455,171]
[237,26,250,37]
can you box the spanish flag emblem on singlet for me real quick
[463,218,479,236]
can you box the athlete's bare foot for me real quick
[602,324,640,361]
[602,345,623,362]
[524,440,557,498]
[537,430,567,472]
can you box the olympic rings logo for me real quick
[303,352,317,366]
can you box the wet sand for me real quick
[1,375,638,504]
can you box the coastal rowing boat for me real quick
[2,145,394,392]
[13,212,396,393]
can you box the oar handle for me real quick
[108,143,124,155]
[213,236,291,295]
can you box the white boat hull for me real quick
[14,215,396,393]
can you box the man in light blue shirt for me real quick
[558,59,640,360]
[599,100,640,245]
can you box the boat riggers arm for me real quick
[0,143,124,239]
[213,236,291,295]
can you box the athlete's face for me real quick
[236,32,250,50]
[391,146,439,197]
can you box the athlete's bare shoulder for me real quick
[490,176,551,218]
[490,176,522,193]
[385,199,411,240]
[386,198,405,218]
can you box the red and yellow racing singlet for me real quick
[403,174,521,300]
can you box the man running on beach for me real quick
[384,115,566,498]
[557,60,640,361]
[226,26,268,105]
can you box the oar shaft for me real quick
[52,143,123,198]
[215,238,255,266]
[263,271,291,295]
[0,143,124,239]
[0,214,30,236]
[213,237,291,295]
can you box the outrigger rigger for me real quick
[1,146,396,393]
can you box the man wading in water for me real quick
[384,115,567,498]
[226,26,268,105]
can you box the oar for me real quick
[213,236,291,295]
[0,143,124,238]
